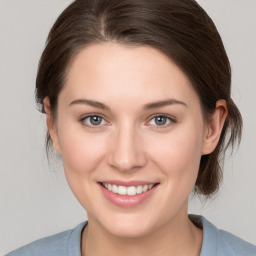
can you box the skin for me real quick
[44,43,227,256]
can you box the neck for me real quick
[81,210,202,256]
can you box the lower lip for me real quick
[99,183,158,208]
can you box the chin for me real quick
[108,223,153,238]
[96,212,158,238]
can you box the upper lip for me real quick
[99,180,159,187]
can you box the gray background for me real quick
[0,0,255,254]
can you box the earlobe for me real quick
[202,99,228,155]
[43,97,62,154]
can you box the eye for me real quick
[81,115,108,127]
[148,115,176,127]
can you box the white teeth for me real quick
[136,185,143,194]
[142,185,148,192]
[118,186,127,195]
[127,186,136,196]
[103,183,155,196]
[112,184,118,193]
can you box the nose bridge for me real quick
[108,120,146,171]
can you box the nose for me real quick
[107,123,147,172]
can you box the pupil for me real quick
[90,116,102,125]
[155,116,166,126]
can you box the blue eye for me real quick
[148,115,174,127]
[82,115,107,127]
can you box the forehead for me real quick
[60,43,200,108]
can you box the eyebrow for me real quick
[143,99,187,109]
[69,98,187,110]
[69,99,110,110]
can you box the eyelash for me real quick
[79,113,177,129]
[79,114,109,129]
[147,114,177,129]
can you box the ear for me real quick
[43,97,62,154]
[201,99,228,155]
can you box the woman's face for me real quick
[49,43,210,237]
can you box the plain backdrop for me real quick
[0,0,255,255]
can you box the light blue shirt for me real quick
[5,215,256,256]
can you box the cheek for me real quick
[57,124,107,177]
[57,124,110,209]
[148,125,204,183]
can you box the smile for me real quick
[102,183,155,196]
[99,181,159,207]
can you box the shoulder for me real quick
[218,229,256,255]
[189,215,256,256]
[5,230,71,256]
[5,222,87,256]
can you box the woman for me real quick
[5,0,256,255]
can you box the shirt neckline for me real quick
[68,215,216,256]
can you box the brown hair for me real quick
[36,0,242,196]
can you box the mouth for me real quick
[98,181,159,207]
[100,182,158,196]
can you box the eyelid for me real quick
[79,113,110,128]
[145,113,177,128]
[78,113,177,129]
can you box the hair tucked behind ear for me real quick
[36,0,242,197]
